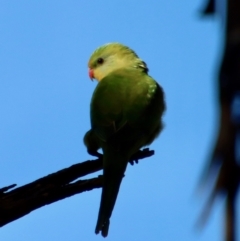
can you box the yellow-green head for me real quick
[88,43,148,81]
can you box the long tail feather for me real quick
[95,151,129,237]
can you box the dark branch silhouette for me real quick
[199,1,240,241]
[0,148,154,228]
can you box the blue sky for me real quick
[0,1,226,240]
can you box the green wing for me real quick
[90,68,164,150]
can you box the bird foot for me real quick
[129,148,155,165]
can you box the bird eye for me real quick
[97,58,104,64]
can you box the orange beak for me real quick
[88,68,94,80]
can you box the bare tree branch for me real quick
[0,148,154,228]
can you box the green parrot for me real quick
[84,43,165,237]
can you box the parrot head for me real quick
[88,43,148,82]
